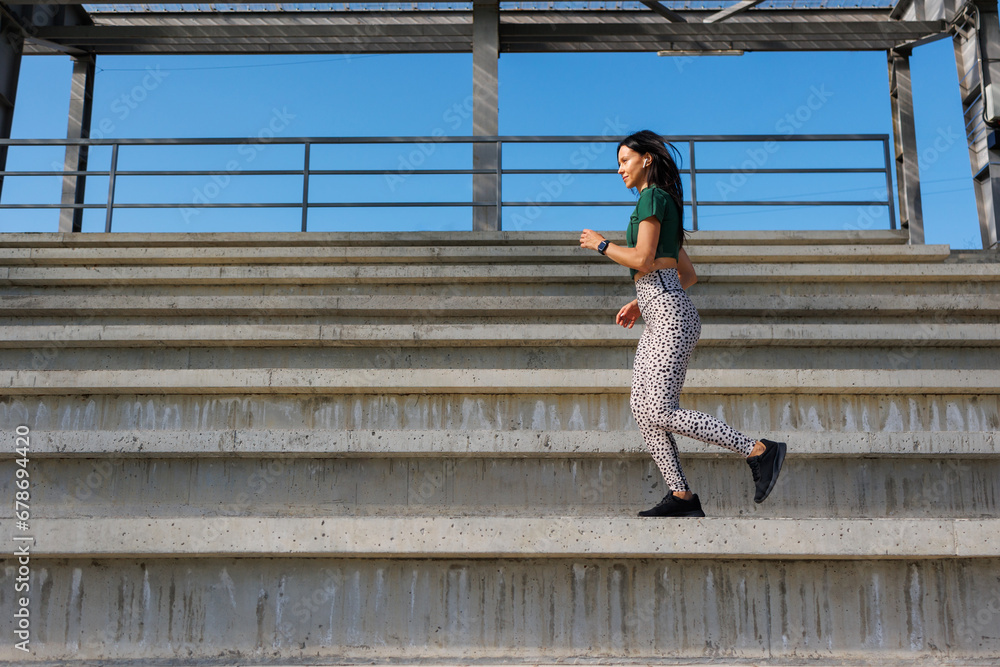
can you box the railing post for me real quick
[105,144,118,233]
[301,141,310,232]
[495,139,502,230]
[882,136,897,230]
[688,139,698,231]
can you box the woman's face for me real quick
[617,145,649,189]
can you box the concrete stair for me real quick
[0,229,998,666]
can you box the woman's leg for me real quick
[631,323,692,492]
[632,271,757,460]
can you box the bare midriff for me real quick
[633,256,679,282]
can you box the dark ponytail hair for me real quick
[617,129,688,253]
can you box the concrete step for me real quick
[4,368,998,394]
[0,229,914,247]
[19,450,997,519]
[8,392,994,435]
[2,516,996,557]
[2,322,998,347]
[4,261,998,286]
[21,429,998,457]
[0,243,952,266]
[5,293,999,316]
[8,555,999,664]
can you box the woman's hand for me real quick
[579,229,606,252]
[616,299,641,328]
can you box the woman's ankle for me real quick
[672,490,694,500]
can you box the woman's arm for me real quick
[580,217,659,275]
[677,246,697,289]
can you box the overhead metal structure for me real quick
[3,2,953,55]
[0,0,996,247]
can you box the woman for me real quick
[579,130,786,518]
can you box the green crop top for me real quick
[625,185,681,279]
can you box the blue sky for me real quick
[2,37,986,248]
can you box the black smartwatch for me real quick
[597,239,610,255]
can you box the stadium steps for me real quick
[1,229,999,666]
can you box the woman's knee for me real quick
[650,406,685,432]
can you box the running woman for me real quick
[579,129,786,518]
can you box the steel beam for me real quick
[0,6,23,200]
[950,0,1000,250]
[24,12,949,55]
[888,47,924,244]
[58,54,94,233]
[473,0,499,231]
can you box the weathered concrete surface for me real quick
[13,428,999,458]
[0,229,996,666]
[3,368,999,394]
[0,557,998,663]
[7,455,997,519]
[7,293,999,316]
[4,393,997,433]
[3,322,999,347]
[0,228,914,247]
[0,243,953,265]
[3,260,998,285]
[1,516,997,557]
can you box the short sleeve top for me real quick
[625,185,681,279]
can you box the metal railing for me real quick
[0,134,896,233]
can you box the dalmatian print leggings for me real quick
[631,267,758,492]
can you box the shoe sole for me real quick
[637,508,706,518]
[755,440,786,504]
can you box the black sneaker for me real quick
[747,438,786,503]
[637,492,706,517]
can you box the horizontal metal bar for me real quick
[0,202,506,209]
[0,170,103,177]
[694,200,891,206]
[0,134,893,146]
[1,133,892,230]
[695,168,888,174]
[0,204,107,209]
[0,166,891,178]
[0,201,892,210]
[499,200,891,206]
[0,168,498,178]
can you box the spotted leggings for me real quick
[630,268,757,492]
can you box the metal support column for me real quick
[953,0,1000,250]
[888,47,924,244]
[59,55,95,233]
[472,0,499,231]
[0,10,24,201]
